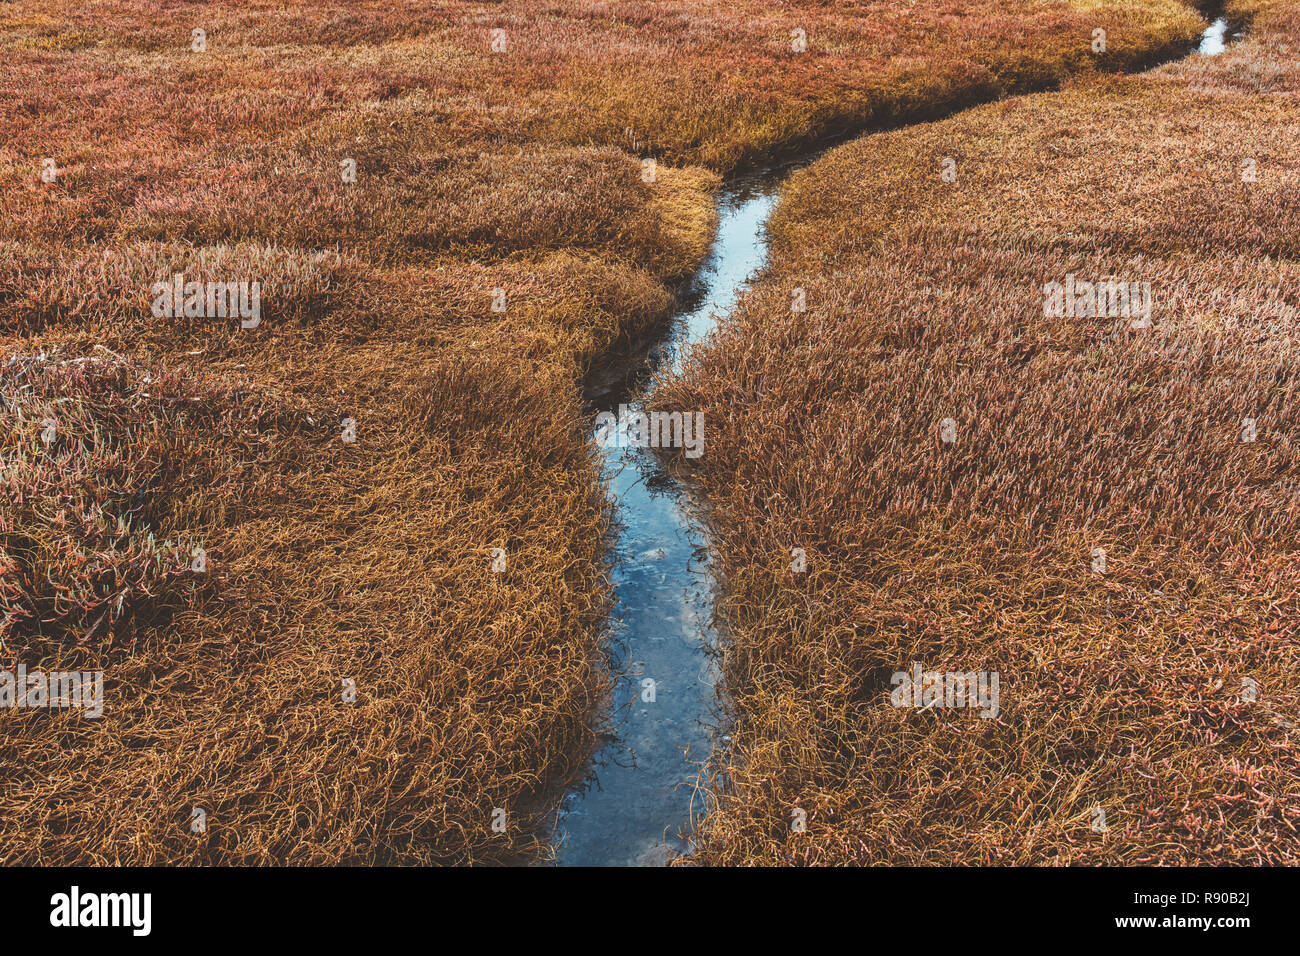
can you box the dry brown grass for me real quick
[654,0,1300,864]
[1,0,1214,863]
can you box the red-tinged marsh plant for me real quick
[0,241,357,338]
[0,351,330,660]
[0,354,199,655]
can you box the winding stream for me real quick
[551,15,1238,867]
[554,172,790,866]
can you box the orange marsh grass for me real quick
[653,0,1300,864]
[1,0,1215,862]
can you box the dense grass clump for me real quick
[0,355,196,652]
[0,351,337,657]
[654,0,1300,864]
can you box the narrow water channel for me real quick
[1197,17,1240,55]
[551,14,1239,867]
[553,173,788,866]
